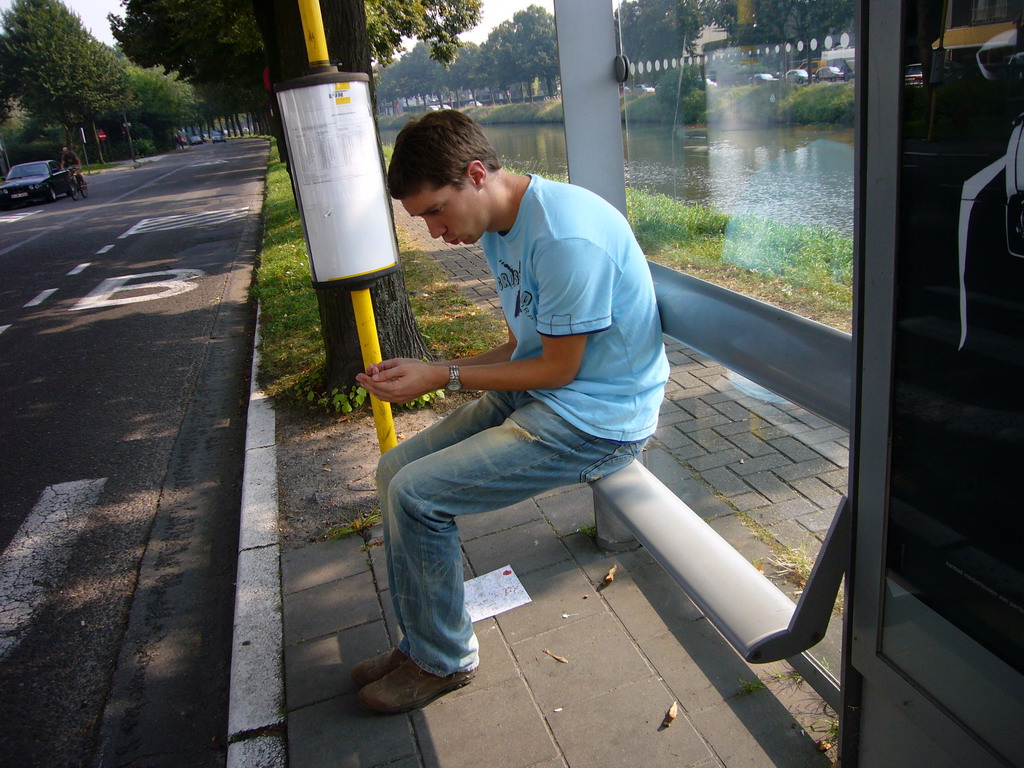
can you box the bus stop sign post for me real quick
[274,0,399,454]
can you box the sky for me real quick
[0,0,555,49]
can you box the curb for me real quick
[227,306,287,767]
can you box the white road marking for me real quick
[24,288,58,307]
[118,208,249,238]
[68,262,91,275]
[0,209,41,223]
[72,269,205,311]
[191,160,229,167]
[96,245,114,254]
[0,325,10,335]
[0,478,108,661]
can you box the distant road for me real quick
[0,138,268,767]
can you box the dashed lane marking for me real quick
[0,478,108,661]
[117,208,249,239]
[24,288,58,307]
[68,263,91,275]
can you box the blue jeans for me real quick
[377,390,647,677]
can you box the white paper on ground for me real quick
[464,565,531,622]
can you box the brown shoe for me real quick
[351,648,408,686]
[357,656,476,713]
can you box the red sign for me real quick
[97,130,107,141]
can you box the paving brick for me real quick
[746,402,797,424]
[774,457,841,482]
[768,436,822,463]
[789,408,833,429]
[714,419,755,437]
[676,397,721,419]
[536,484,596,535]
[724,430,776,457]
[284,620,388,710]
[662,474,736,521]
[463,518,571,576]
[795,507,839,535]
[702,389,746,406]
[729,452,793,476]
[677,414,732,434]
[791,477,844,509]
[456,497,542,541]
[729,491,771,512]
[513,611,652,711]
[668,371,705,390]
[690,689,831,768]
[283,572,381,645]
[795,425,850,446]
[810,440,850,468]
[288,694,416,768]
[747,497,819,527]
[690,447,749,472]
[281,537,370,596]
[745,472,799,503]
[698,466,752,498]
[414,677,559,768]
[658,405,694,427]
[654,424,698,450]
[691,428,733,453]
[645,446,690,482]
[667,440,711,462]
[767,519,824,553]
[461,618,519,692]
[712,398,753,422]
[817,469,850,490]
[548,677,713,768]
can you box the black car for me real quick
[0,160,74,209]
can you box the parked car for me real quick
[0,160,74,209]
[211,130,226,143]
[785,68,810,85]
[815,66,845,82]
[188,133,204,145]
[750,72,779,83]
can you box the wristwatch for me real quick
[446,365,463,391]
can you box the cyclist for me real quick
[59,146,86,192]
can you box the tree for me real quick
[366,0,483,66]
[0,0,129,147]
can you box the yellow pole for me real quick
[352,288,397,452]
[294,0,397,454]
[297,0,330,68]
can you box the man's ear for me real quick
[466,160,487,188]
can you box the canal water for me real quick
[381,121,855,237]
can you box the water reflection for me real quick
[380,121,854,236]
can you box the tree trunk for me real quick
[251,0,430,388]
[91,120,105,164]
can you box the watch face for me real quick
[447,366,461,391]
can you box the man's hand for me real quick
[356,359,446,404]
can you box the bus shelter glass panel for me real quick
[881,0,1024,760]
[615,0,855,690]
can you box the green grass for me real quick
[627,188,853,332]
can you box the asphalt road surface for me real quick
[0,138,268,766]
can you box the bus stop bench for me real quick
[591,461,848,664]
[585,263,852,670]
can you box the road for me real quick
[0,138,268,766]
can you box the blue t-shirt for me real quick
[481,175,668,442]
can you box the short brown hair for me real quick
[387,110,501,199]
